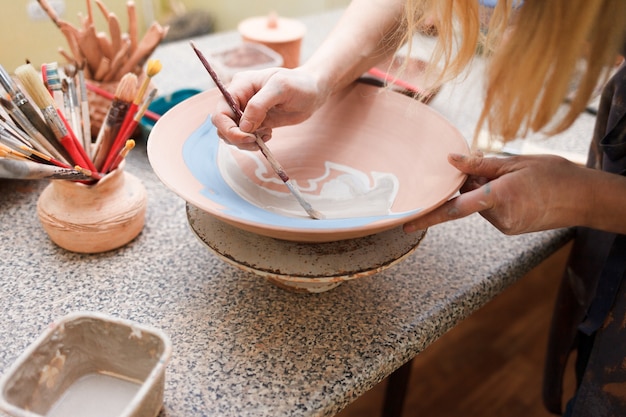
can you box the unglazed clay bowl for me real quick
[148,82,468,243]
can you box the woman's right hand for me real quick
[211,66,328,150]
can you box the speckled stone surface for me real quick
[0,9,593,417]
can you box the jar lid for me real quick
[238,12,306,43]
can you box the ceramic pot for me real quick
[237,13,306,69]
[37,162,147,253]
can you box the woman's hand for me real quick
[210,0,407,151]
[403,152,595,235]
[211,67,328,150]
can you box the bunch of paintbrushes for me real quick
[0,59,160,181]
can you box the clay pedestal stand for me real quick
[238,13,306,69]
[37,162,147,254]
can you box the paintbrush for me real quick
[113,59,161,149]
[84,81,161,121]
[14,63,95,172]
[16,145,70,168]
[92,72,137,170]
[0,146,27,161]
[0,113,37,148]
[74,164,102,180]
[0,64,61,152]
[0,157,90,180]
[0,97,67,163]
[0,141,68,169]
[108,139,135,172]
[0,123,70,168]
[101,87,156,173]
[76,61,92,156]
[61,72,84,150]
[42,62,65,110]
[0,140,45,164]
[189,41,324,220]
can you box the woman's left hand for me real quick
[403,152,591,235]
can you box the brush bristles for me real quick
[115,73,138,103]
[14,64,56,110]
[134,60,161,105]
[146,59,163,77]
[120,139,135,158]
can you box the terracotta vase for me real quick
[37,162,147,253]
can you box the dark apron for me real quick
[543,62,626,416]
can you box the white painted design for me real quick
[219,146,399,219]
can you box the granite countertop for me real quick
[0,9,592,417]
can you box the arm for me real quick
[300,0,406,99]
[403,153,626,235]
[212,0,406,148]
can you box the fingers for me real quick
[460,174,489,193]
[404,182,496,232]
[403,153,572,235]
[211,82,276,150]
[238,83,284,133]
[448,152,512,180]
[225,68,292,133]
[209,69,277,144]
[211,112,257,144]
[403,152,511,232]
[210,67,322,151]
[211,113,272,151]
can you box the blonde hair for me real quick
[402,0,626,143]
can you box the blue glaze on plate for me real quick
[182,116,422,231]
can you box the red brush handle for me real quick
[117,103,137,142]
[86,82,161,121]
[366,67,422,93]
[57,110,97,172]
[100,117,137,173]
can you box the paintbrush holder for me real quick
[37,161,147,254]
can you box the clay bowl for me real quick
[148,81,469,243]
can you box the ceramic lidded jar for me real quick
[37,162,147,253]
[237,12,306,69]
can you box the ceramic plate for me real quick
[148,82,468,242]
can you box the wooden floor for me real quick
[336,242,577,417]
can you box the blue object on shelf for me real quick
[142,89,203,129]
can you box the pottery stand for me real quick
[187,204,427,293]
